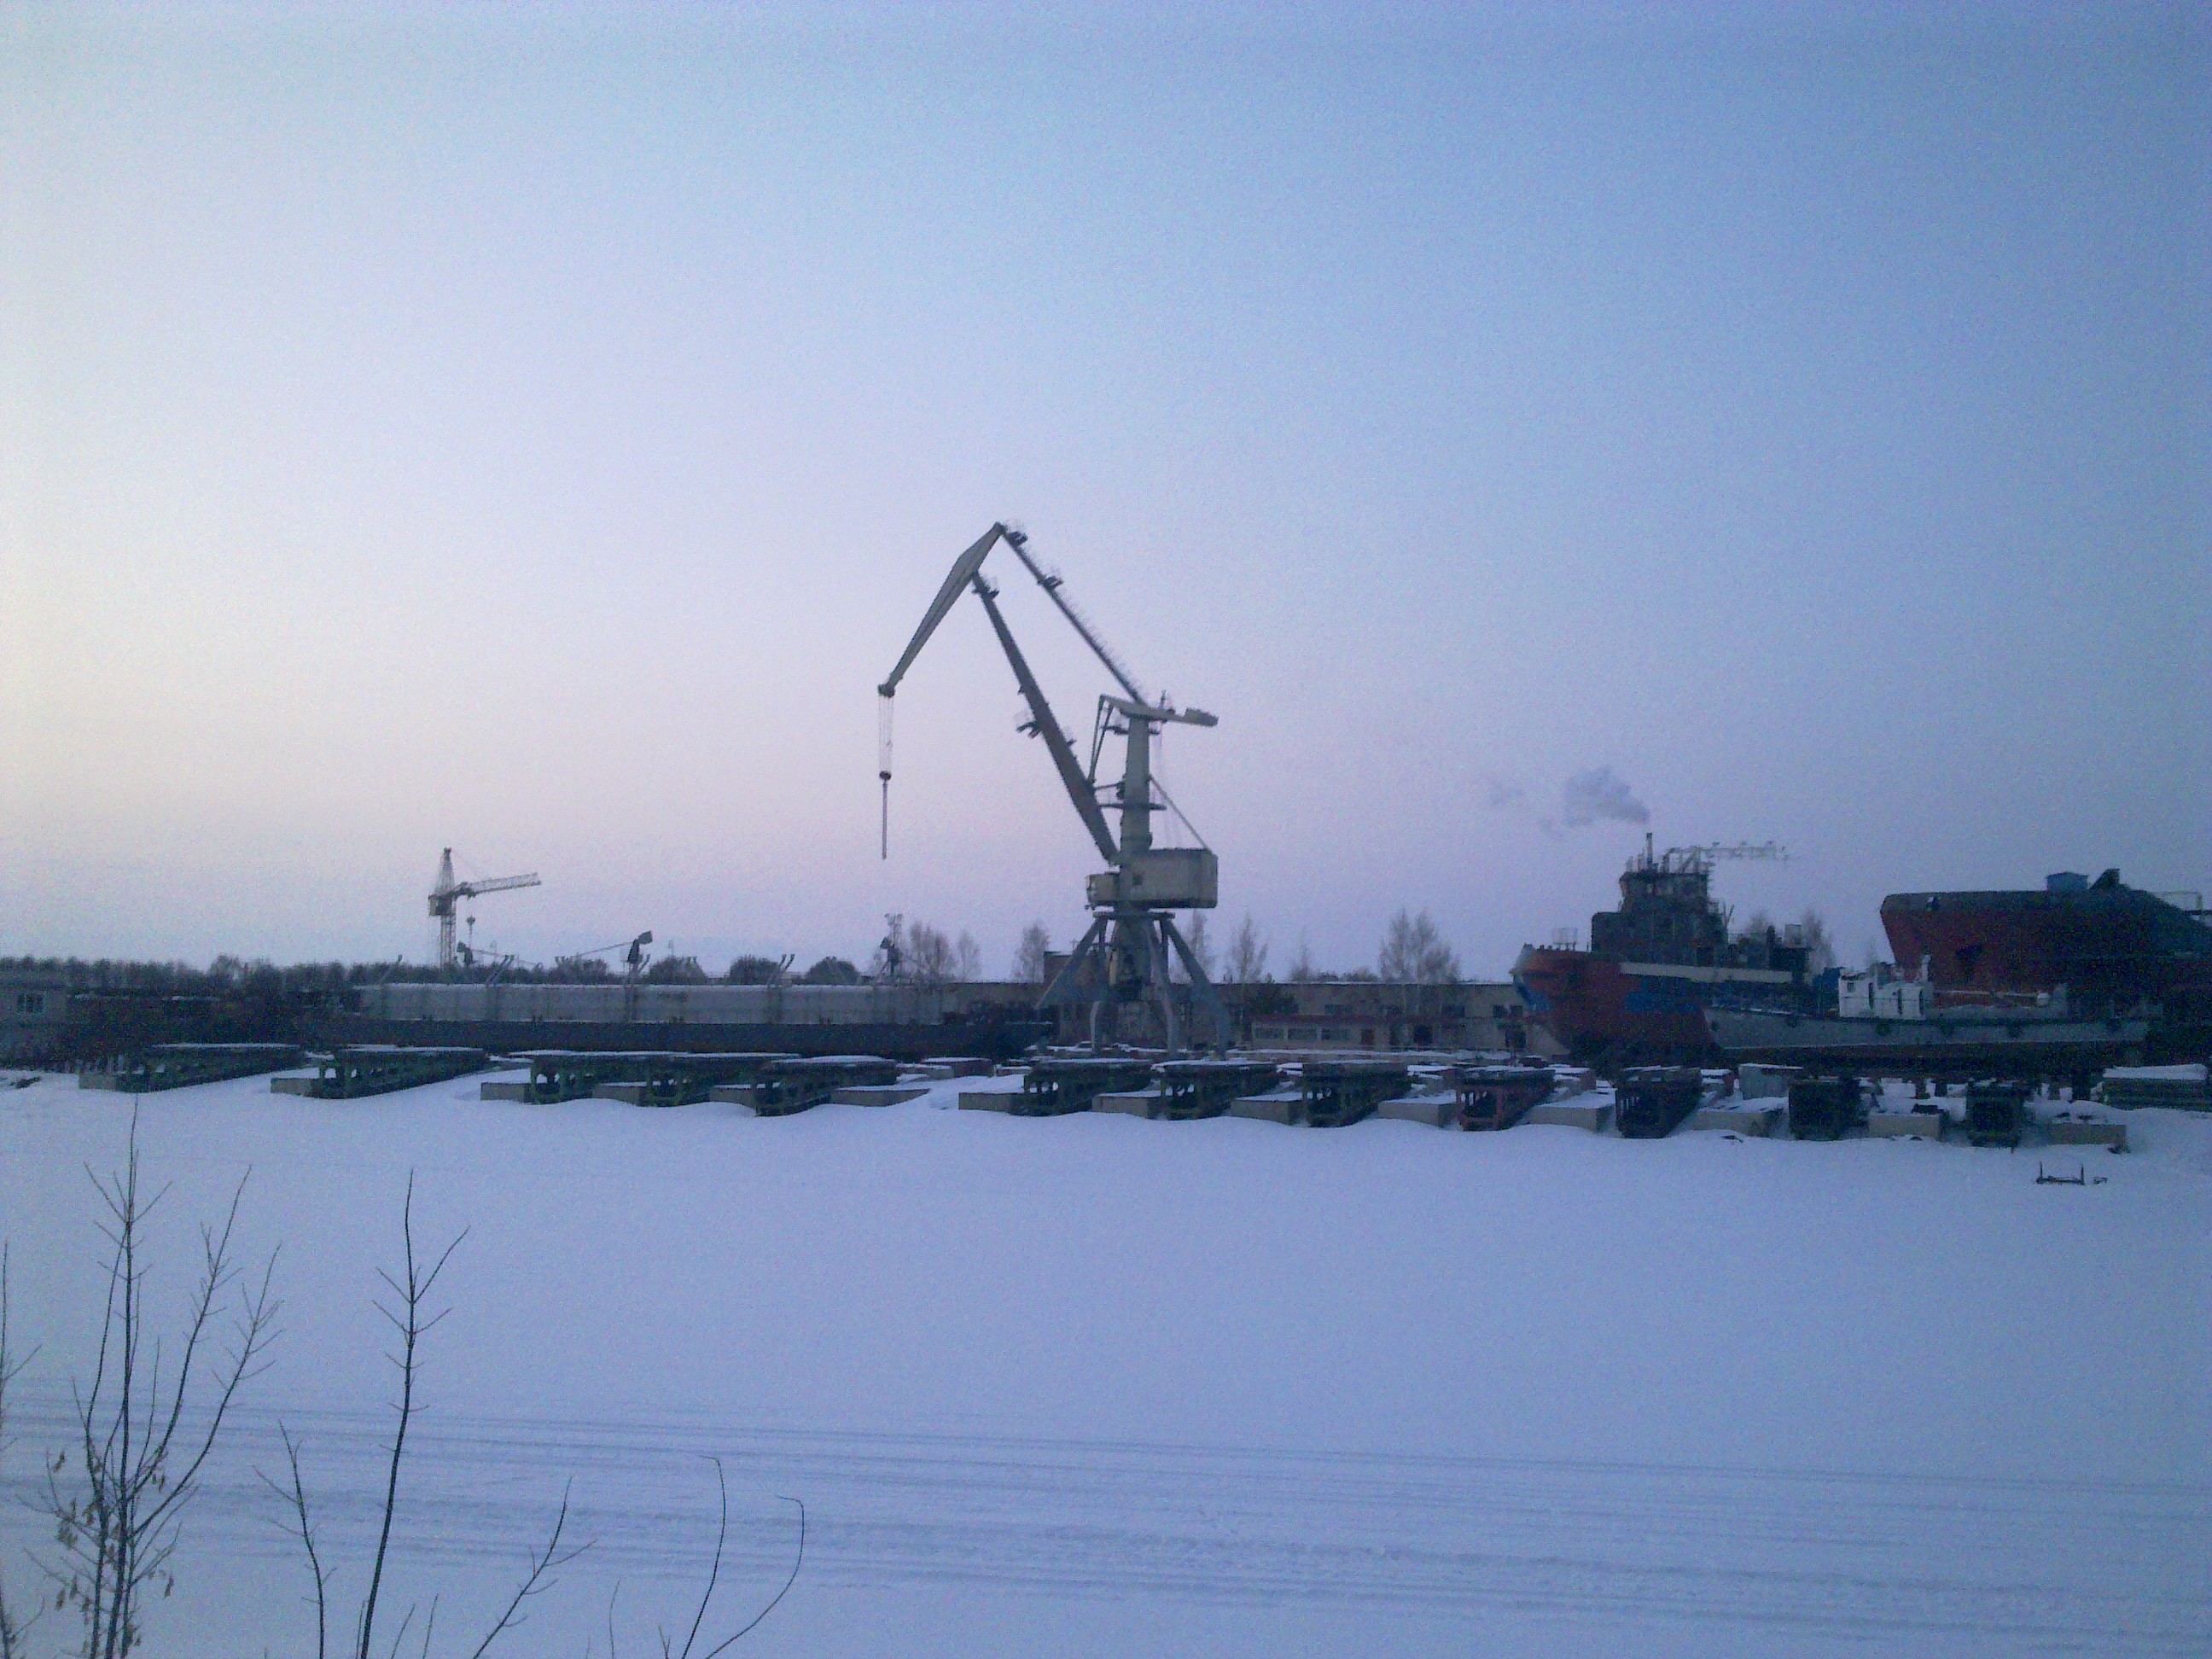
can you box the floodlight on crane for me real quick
[877,523,1227,1052]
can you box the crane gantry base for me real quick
[1039,906,1231,1057]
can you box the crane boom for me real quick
[454,871,540,898]
[878,522,1007,701]
[1001,530,1148,707]
[974,581,1118,862]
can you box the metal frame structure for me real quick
[1153,1058,1282,1120]
[79,1043,305,1094]
[297,1045,488,1099]
[1785,1074,1865,1140]
[1453,1064,1555,1131]
[1297,1061,1411,1127]
[878,523,1230,1053]
[1615,1065,1704,1138]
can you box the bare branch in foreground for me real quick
[696,1496,804,1659]
[255,1423,330,1659]
[464,1486,587,1659]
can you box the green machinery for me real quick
[1965,1079,2032,1148]
[1787,1074,1866,1141]
[740,1055,903,1115]
[285,1046,488,1100]
[79,1044,306,1094]
[1018,1057,1159,1116]
[1615,1066,1705,1138]
[511,1050,795,1107]
[1298,1061,1411,1128]
[1150,1058,1281,1120]
[1453,1064,1554,1132]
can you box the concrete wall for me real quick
[352,979,1039,1029]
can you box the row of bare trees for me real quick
[0,1126,800,1659]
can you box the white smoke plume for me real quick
[1559,765,1650,828]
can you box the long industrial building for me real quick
[337,978,1053,1061]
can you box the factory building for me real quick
[1242,980,1557,1055]
[338,977,1053,1061]
[1,970,69,1062]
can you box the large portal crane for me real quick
[428,847,540,969]
[877,523,1228,1052]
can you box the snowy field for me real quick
[2,1069,2207,1656]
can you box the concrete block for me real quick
[709,1084,765,1109]
[1524,1099,1613,1132]
[1375,1093,1455,1128]
[1691,1103,1780,1137]
[1739,1063,1802,1101]
[1093,1089,1161,1117]
[270,1075,317,1097]
[1869,1110,1944,1139]
[833,1084,930,1107]
[2046,1115,2127,1150]
[480,1080,531,1101]
[594,1082,653,1106]
[1229,1091,1300,1124]
[958,1089,1021,1112]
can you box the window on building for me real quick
[15,992,45,1015]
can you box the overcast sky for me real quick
[3,2,2205,978]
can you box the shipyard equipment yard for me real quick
[2,1063,2207,1656]
[8,10,2205,1657]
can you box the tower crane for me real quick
[878,522,1228,1053]
[428,848,541,969]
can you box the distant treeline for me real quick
[0,953,875,995]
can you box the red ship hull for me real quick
[1883,882,2211,1015]
[1512,946,1721,1060]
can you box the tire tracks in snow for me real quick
[3,1391,2203,1654]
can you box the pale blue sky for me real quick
[3,2,2205,975]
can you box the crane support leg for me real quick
[1037,908,1227,1057]
[1161,916,1231,1052]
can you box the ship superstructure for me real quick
[1515,837,1812,1062]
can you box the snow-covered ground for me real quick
[2,1070,2207,1656]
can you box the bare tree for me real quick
[1011,923,1051,984]
[953,931,981,984]
[2,1246,37,1659]
[1797,908,1837,974]
[264,1177,584,1659]
[620,1459,804,1659]
[1286,935,1318,983]
[1225,916,1268,987]
[903,923,955,987]
[1181,914,1214,981]
[264,1183,800,1659]
[1378,910,1461,984]
[39,1119,280,1659]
